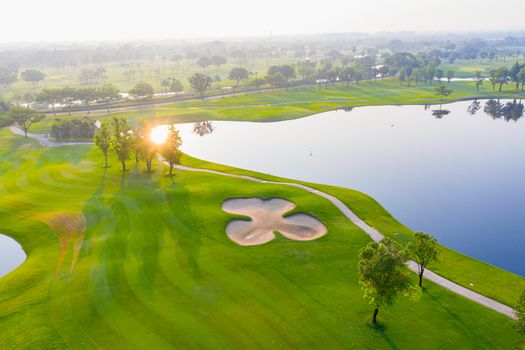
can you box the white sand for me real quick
[222,197,327,246]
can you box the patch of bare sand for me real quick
[222,198,327,246]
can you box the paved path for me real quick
[9,126,93,147]
[172,164,517,319]
[7,125,517,319]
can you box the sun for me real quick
[150,125,169,145]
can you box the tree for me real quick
[169,79,184,93]
[488,69,497,91]
[21,69,46,86]
[97,84,121,105]
[36,89,61,114]
[188,73,212,98]
[129,82,154,100]
[435,84,453,106]
[358,238,412,324]
[111,117,134,171]
[4,107,45,137]
[509,62,523,90]
[95,121,111,168]
[473,71,484,93]
[211,55,227,70]
[406,232,440,287]
[446,70,455,84]
[0,67,17,88]
[196,56,211,71]
[399,67,407,86]
[134,121,156,172]
[495,67,509,92]
[435,69,444,83]
[518,68,525,93]
[514,289,525,335]
[160,125,182,176]
[228,67,249,87]
[161,79,170,93]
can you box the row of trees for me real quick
[487,62,525,92]
[35,85,120,112]
[0,67,46,88]
[94,117,182,175]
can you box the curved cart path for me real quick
[9,126,93,147]
[8,127,516,319]
[172,164,517,319]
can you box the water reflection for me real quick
[193,121,215,136]
[482,99,524,121]
[467,100,481,115]
[431,109,450,118]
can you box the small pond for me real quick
[0,233,26,278]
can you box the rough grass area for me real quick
[0,130,524,349]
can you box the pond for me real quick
[0,233,26,278]
[178,99,525,276]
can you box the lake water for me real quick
[177,99,525,276]
[0,234,26,278]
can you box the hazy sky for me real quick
[2,0,524,43]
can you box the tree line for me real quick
[95,117,182,175]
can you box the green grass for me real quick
[0,130,525,349]
[28,78,525,134]
[0,130,524,349]
[179,155,525,308]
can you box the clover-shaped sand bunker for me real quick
[222,197,327,246]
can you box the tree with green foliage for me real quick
[95,121,111,168]
[160,125,182,176]
[188,73,212,98]
[35,89,61,114]
[446,70,455,84]
[21,69,46,86]
[196,56,211,71]
[495,67,510,92]
[228,67,249,87]
[406,232,440,287]
[514,289,525,335]
[111,117,134,171]
[4,107,45,137]
[473,71,484,93]
[435,69,444,83]
[211,55,227,70]
[129,82,154,100]
[134,121,156,172]
[170,79,184,93]
[97,84,121,105]
[518,68,525,93]
[509,62,523,90]
[488,69,497,91]
[399,67,407,86]
[358,238,412,324]
[0,67,17,88]
[435,84,453,106]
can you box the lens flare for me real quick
[150,125,169,144]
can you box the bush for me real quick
[51,118,95,140]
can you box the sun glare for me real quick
[151,125,169,145]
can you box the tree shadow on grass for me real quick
[367,322,400,350]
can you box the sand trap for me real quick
[222,197,327,246]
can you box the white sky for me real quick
[2,0,524,43]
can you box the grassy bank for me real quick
[29,78,525,134]
[180,155,525,307]
[0,130,524,348]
